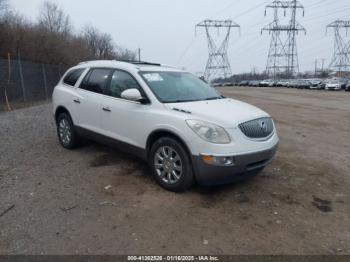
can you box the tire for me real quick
[149,137,194,192]
[56,113,80,149]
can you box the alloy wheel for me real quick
[58,118,72,146]
[154,146,183,185]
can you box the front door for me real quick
[101,69,150,148]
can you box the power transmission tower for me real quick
[196,19,240,82]
[262,0,306,78]
[326,20,350,76]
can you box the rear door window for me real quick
[80,68,111,94]
[63,68,85,86]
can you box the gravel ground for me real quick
[0,87,349,255]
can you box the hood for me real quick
[326,83,340,87]
[165,98,269,128]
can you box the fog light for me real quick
[201,155,235,166]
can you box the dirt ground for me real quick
[0,87,349,255]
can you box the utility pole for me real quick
[326,20,350,76]
[321,58,326,72]
[262,0,306,79]
[137,48,142,62]
[196,19,240,82]
[314,59,318,77]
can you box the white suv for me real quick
[53,60,279,192]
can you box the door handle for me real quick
[102,107,111,112]
[73,99,81,104]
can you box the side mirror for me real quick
[121,89,146,103]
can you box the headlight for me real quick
[186,120,231,144]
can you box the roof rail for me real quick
[161,64,182,69]
[118,60,161,66]
[77,59,163,67]
[77,60,117,65]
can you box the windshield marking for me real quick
[143,73,164,82]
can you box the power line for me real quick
[177,37,197,64]
[305,0,332,9]
[209,0,243,18]
[233,0,271,20]
[303,3,350,22]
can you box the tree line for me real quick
[0,0,136,66]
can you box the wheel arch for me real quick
[55,106,72,124]
[146,129,192,160]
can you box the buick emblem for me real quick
[260,121,267,132]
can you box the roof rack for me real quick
[78,60,161,66]
[119,60,162,66]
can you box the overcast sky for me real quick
[9,0,350,74]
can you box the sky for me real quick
[9,0,350,75]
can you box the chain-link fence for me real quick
[0,59,68,108]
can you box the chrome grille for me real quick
[239,117,274,139]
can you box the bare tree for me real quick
[81,26,98,58]
[97,33,116,59]
[0,0,8,11]
[0,1,136,65]
[82,25,116,59]
[0,11,28,54]
[38,1,71,36]
[116,46,136,61]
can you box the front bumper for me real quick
[192,145,278,186]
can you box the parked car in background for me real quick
[346,82,350,91]
[289,80,306,88]
[223,82,233,87]
[344,79,350,89]
[249,80,260,87]
[300,79,312,89]
[259,79,269,87]
[259,79,275,87]
[199,76,208,83]
[339,78,348,89]
[288,79,311,89]
[53,60,279,192]
[239,80,249,86]
[286,80,298,88]
[212,83,222,87]
[310,81,324,90]
[308,79,322,88]
[318,80,326,90]
[325,79,342,91]
[276,80,289,87]
[286,80,295,88]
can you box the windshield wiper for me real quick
[166,99,201,103]
[205,96,223,101]
[166,97,223,103]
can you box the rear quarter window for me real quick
[63,68,85,86]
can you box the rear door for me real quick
[74,68,112,134]
[60,68,86,123]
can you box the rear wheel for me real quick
[150,137,194,192]
[56,113,80,149]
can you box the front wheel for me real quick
[150,137,194,192]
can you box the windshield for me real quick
[140,71,222,103]
[327,80,338,84]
